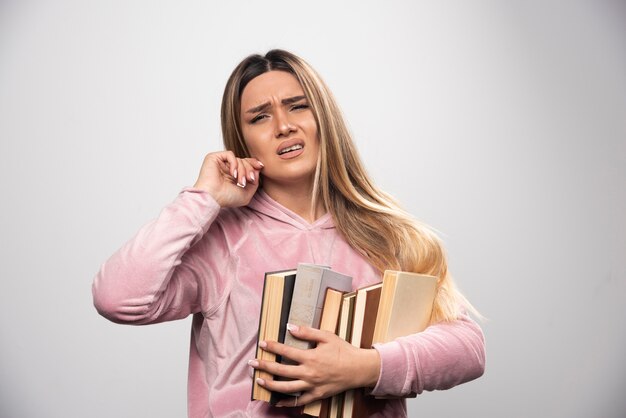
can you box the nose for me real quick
[274,109,296,138]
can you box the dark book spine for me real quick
[270,274,296,405]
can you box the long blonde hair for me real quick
[221,49,476,322]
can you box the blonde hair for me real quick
[221,50,477,322]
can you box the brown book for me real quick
[251,269,297,402]
[302,288,345,417]
[341,283,383,418]
[372,270,437,345]
[327,291,356,418]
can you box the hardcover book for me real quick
[251,269,297,402]
[283,264,352,352]
[302,287,346,417]
[277,264,352,402]
[372,270,437,344]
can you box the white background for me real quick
[1,1,625,417]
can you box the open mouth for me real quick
[278,144,304,155]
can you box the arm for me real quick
[92,151,264,325]
[92,188,221,324]
[250,314,484,405]
[370,313,486,397]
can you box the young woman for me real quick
[93,49,485,418]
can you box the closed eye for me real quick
[291,104,309,111]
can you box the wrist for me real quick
[355,348,381,388]
[192,182,224,207]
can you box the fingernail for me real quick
[256,377,266,386]
[247,359,259,367]
[259,341,267,348]
[287,323,299,333]
[237,182,245,188]
[250,172,255,182]
[258,161,264,167]
[233,169,238,179]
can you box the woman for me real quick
[93,49,485,417]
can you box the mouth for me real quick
[276,139,304,156]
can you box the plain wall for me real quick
[1,1,625,417]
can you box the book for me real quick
[338,291,356,344]
[268,271,299,405]
[251,269,297,402]
[341,283,383,418]
[326,270,438,416]
[327,291,356,418]
[371,270,437,345]
[275,264,352,402]
[270,263,352,403]
[283,264,352,353]
[318,288,345,334]
[351,283,383,349]
[368,270,437,401]
[254,268,436,411]
[302,288,346,417]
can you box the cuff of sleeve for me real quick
[178,187,221,235]
[370,341,412,397]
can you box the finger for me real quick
[217,151,238,179]
[275,393,318,408]
[245,157,265,170]
[254,375,309,397]
[216,157,231,176]
[240,159,259,184]
[286,323,332,344]
[260,339,308,365]
[249,354,303,380]
[234,158,247,188]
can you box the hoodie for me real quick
[93,188,485,417]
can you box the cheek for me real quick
[303,118,319,140]
[310,125,320,147]
[241,131,261,156]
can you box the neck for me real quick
[262,179,325,223]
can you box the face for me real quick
[240,70,319,190]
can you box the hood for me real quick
[247,189,335,231]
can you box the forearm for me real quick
[370,313,485,397]
[92,188,221,324]
[349,348,381,389]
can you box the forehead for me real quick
[240,71,304,108]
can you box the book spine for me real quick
[302,288,344,417]
[359,287,381,349]
[275,274,296,362]
[251,274,269,401]
[283,264,326,351]
[252,275,281,402]
[269,274,296,405]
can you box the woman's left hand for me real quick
[248,324,381,407]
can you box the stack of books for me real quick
[252,264,438,418]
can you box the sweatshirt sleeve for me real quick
[369,313,485,397]
[92,188,228,325]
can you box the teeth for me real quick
[278,144,303,155]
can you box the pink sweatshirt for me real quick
[93,188,485,418]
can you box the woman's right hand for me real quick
[193,151,264,208]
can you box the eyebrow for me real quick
[245,95,307,114]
